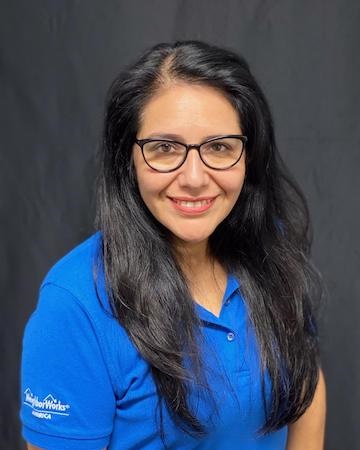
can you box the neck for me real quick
[171,238,227,306]
[172,238,214,278]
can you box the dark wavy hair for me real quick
[93,40,323,445]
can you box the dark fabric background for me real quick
[1,1,359,449]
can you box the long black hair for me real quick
[94,40,323,444]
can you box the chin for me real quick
[171,229,213,245]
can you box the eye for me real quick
[158,143,173,152]
[153,142,175,153]
[210,142,227,152]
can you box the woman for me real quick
[21,40,326,449]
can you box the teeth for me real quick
[174,199,211,207]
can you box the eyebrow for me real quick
[144,132,239,141]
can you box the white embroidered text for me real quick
[23,388,70,420]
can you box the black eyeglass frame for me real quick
[134,134,248,172]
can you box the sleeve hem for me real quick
[22,424,111,450]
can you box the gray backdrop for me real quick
[1,1,359,449]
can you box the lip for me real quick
[169,196,216,201]
[168,196,217,215]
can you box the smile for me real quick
[173,199,211,207]
[169,197,216,214]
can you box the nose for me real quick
[177,148,209,189]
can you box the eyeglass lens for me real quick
[142,137,244,171]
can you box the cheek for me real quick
[219,168,246,200]
[133,152,157,201]
[135,169,173,208]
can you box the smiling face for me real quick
[132,82,246,248]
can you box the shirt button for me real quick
[227,332,235,341]
[225,299,230,306]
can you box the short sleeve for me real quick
[20,283,116,449]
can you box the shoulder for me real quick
[36,231,111,313]
[22,231,132,398]
[20,231,117,448]
[30,230,132,359]
[40,231,106,310]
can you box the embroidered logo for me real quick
[23,388,71,420]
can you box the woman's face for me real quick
[132,82,246,247]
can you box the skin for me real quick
[134,80,326,449]
[133,82,247,315]
[134,82,247,258]
[26,81,326,450]
[286,367,327,450]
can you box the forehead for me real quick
[138,82,242,139]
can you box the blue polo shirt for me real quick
[20,231,288,449]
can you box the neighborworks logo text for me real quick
[23,388,71,420]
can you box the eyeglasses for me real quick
[134,134,247,172]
